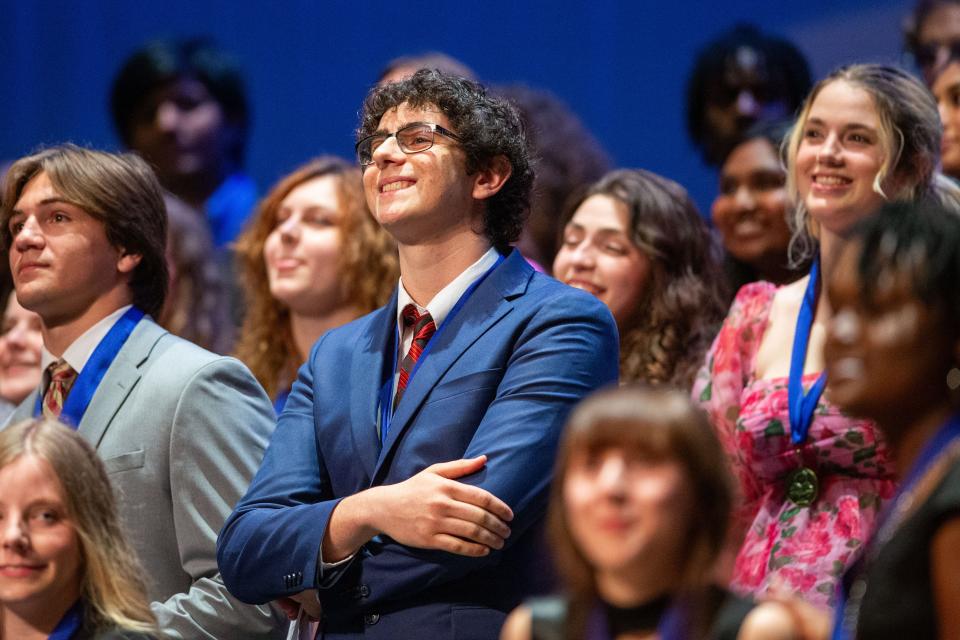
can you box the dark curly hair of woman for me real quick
[357,68,534,253]
[562,170,729,389]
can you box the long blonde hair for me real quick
[0,419,157,636]
[783,64,941,264]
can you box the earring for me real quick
[947,367,960,391]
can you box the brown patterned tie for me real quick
[42,359,78,420]
[393,304,436,411]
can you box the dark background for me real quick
[1,0,909,214]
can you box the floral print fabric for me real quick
[694,282,896,607]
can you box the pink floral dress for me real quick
[693,282,896,608]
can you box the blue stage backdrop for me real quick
[1,0,907,216]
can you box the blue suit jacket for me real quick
[218,251,619,639]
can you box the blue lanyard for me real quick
[35,306,145,428]
[788,256,827,446]
[378,254,504,442]
[48,600,83,640]
[831,413,960,640]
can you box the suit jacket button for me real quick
[359,585,370,598]
[364,613,380,625]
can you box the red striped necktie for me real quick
[393,304,436,411]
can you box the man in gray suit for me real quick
[1,144,286,639]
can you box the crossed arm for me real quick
[218,291,619,609]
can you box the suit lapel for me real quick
[76,320,164,448]
[348,296,396,481]
[373,252,533,477]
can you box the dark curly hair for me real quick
[357,69,533,253]
[686,24,811,165]
[561,170,728,389]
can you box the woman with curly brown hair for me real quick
[234,156,398,410]
[552,169,727,389]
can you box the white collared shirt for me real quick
[393,247,499,394]
[40,304,133,375]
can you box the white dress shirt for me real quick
[393,247,499,395]
[40,304,133,375]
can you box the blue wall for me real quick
[1,0,909,213]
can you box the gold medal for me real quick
[786,466,818,506]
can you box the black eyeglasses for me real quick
[355,122,462,166]
[913,39,960,77]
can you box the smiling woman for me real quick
[500,385,801,640]
[0,292,42,421]
[712,121,806,292]
[0,419,156,639]
[553,169,727,389]
[823,201,960,639]
[233,156,398,409]
[695,64,942,607]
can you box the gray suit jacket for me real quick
[5,318,286,639]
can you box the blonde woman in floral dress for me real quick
[694,64,941,607]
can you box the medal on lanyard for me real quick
[786,256,827,507]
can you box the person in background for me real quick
[1,144,286,638]
[377,51,476,85]
[823,201,960,639]
[695,64,941,607]
[930,61,960,182]
[159,194,235,354]
[234,156,398,410]
[496,84,611,272]
[110,37,255,249]
[500,385,800,640]
[0,292,42,423]
[686,24,811,166]
[553,169,727,389]
[904,1,960,183]
[0,418,157,639]
[712,120,806,294]
[904,0,960,85]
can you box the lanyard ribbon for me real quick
[832,413,960,639]
[35,306,145,428]
[788,255,827,446]
[378,254,504,442]
[48,600,83,640]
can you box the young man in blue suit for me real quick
[218,70,620,638]
[1,145,286,638]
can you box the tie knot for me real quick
[47,359,76,382]
[402,304,432,330]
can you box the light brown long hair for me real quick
[1,145,169,319]
[0,419,157,636]
[548,385,735,638]
[233,156,398,398]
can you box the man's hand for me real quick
[373,455,514,556]
[274,590,322,621]
[323,455,513,561]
